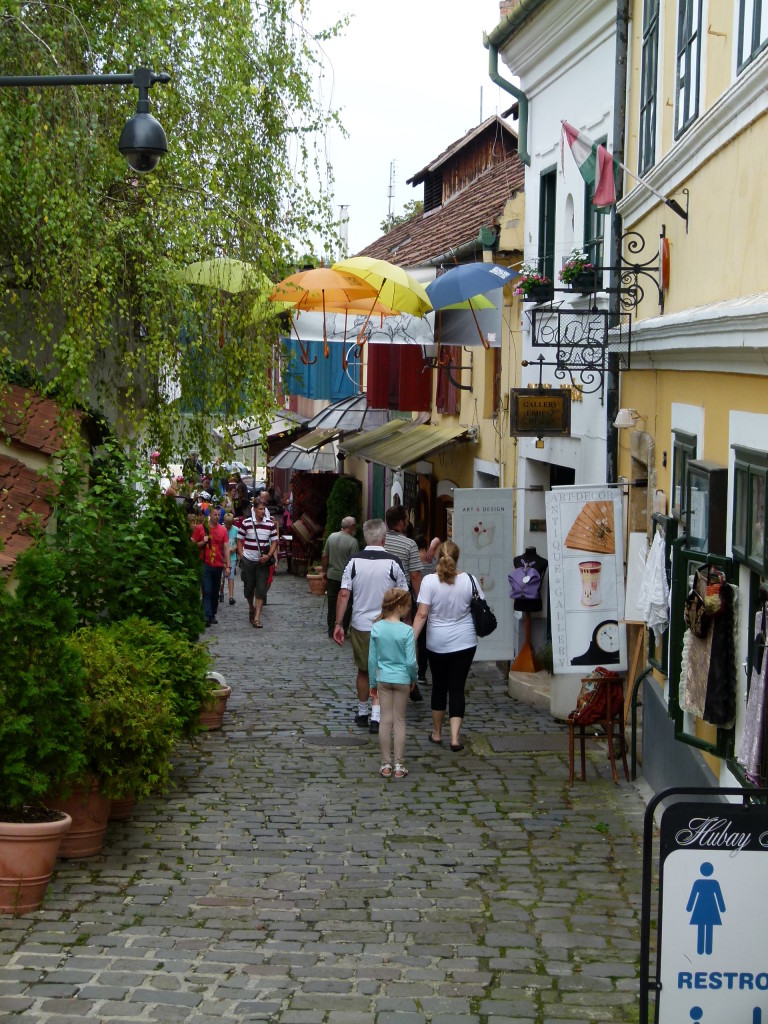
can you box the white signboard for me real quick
[656,802,768,1024]
[545,485,627,673]
[452,488,515,661]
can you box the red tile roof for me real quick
[1,384,65,456]
[357,154,525,267]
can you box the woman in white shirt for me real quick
[412,540,480,752]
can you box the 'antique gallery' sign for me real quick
[544,485,627,673]
[510,387,571,437]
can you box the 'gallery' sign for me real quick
[510,387,571,437]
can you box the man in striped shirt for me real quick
[236,502,277,629]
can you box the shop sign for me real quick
[510,387,571,437]
[544,485,626,673]
[655,800,768,1024]
[452,488,515,662]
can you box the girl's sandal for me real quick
[393,763,408,778]
[379,764,392,778]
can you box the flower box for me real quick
[523,282,554,303]
[568,268,600,293]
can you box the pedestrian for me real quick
[384,505,424,701]
[412,540,481,752]
[191,509,230,627]
[321,516,359,638]
[414,533,441,683]
[333,519,408,734]
[224,512,239,605]
[236,501,277,629]
[368,587,418,779]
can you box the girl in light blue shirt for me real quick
[369,587,418,779]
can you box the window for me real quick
[538,169,557,285]
[675,0,703,136]
[583,139,607,269]
[738,0,768,70]
[732,446,768,572]
[639,0,660,173]
[671,430,697,520]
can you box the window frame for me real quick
[737,0,768,72]
[583,137,607,270]
[538,166,557,286]
[674,0,704,138]
[671,429,697,521]
[732,445,768,573]
[639,0,660,174]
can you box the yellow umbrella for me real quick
[332,256,433,318]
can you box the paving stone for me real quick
[1,573,648,1024]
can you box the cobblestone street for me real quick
[0,570,647,1023]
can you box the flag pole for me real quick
[614,156,688,222]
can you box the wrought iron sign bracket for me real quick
[422,350,473,391]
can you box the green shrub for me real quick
[70,619,184,800]
[323,475,363,545]
[0,547,87,814]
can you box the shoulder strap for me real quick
[468,574,478,597]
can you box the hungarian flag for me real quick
[561,121,616,212]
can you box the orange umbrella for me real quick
[270,267,385,361]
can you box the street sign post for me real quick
[641,788,768,1024]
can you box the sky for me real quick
[306,0,510,256]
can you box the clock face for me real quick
[594,620,620,653]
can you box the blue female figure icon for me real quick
[686,862,725,955]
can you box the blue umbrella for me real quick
[425,262,519,310]
[426,262,519,351]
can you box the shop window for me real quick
[732,446,768,573]
[671,429,697,521]
[675,0,703,137]
[684,460,728,555]
[639,0,660,174]
[737,0,768,72]
[538,168,557,285]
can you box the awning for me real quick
[303,393,390,432]
[214,411,307,449]
[337,419,403,456]
[292,427,345,452]
[267,441,338,472]
[339,421,475,471]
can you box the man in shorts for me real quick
[333,519,407,734]
[236,502,277,629]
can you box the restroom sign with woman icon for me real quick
[686,862,726,955]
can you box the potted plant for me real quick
[199,670,233,731]
[514,262,554,303]
[558,249,600,293]
[0,547,87,913]
[61,618,183,839]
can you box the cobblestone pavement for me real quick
[0,569,648,1024]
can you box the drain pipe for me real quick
[484,39,530,166]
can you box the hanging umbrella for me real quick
[333,256,433,318]
[426,262,519,350]
[270,267,389,362]
[178,258,271,295]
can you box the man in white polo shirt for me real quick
[333,519,407,734]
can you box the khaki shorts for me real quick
[349,627,371,672]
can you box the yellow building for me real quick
[617,0,768,791]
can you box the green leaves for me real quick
[0,1,341,459]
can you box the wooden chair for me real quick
[568,674,629,785]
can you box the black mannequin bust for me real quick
[512,546,549,613]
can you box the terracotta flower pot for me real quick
[199,681,232,731]
[108,795,137,822]
[0,812,72,915]
[307,573,326,596]
[49,781,111,859]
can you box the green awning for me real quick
[292,428,343,452]
[339,421,473,471]
[337,419,403,456]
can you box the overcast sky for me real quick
[306,0,510,256]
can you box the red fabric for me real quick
[192,521,229,568]
[367,346,431,411]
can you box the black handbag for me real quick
[468,575,497,638]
